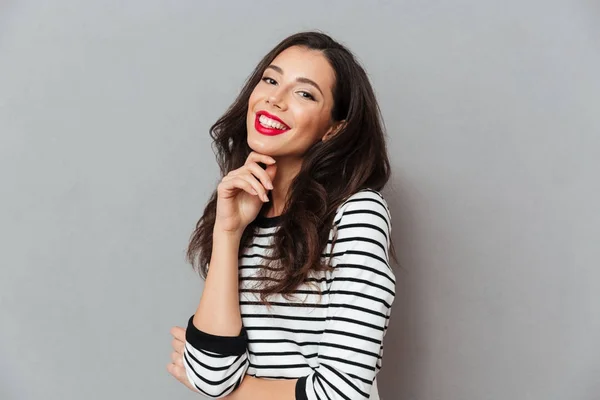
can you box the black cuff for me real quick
[185,315,248,356]
[295,376,308,400]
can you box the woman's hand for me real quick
[166,326,199,393]
[167,326,241,397]
[215,152,277,234]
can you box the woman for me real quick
[167,31,396,400]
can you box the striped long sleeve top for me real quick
[183,189,395,399]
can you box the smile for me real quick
[254,111,290,136]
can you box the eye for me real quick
[262,77,277,85]
[297,91,315,101]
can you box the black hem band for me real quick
[185,315,248,356]
[295,376,308,400]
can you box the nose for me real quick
[266,89,286,110]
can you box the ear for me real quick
[322,120,347,142]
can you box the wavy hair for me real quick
[187,31,394,301]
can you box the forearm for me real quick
[226,376,297,400]
[192,224,244,336]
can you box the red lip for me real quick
[254,111,290,136]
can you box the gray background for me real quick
[1,1,599,399]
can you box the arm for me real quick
[193,226,244,335]
[176,152,277,398]
[182,226,250,398]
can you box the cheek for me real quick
[294,103,317,125]
[248,82,268,108]
[294,106,329,135]
[248,89,260,110]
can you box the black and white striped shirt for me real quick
[183,189,395,399]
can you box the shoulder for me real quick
[333,188,392,236]
[330,188,393,266]
[328,188,396,293]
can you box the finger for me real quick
[221,176,268,202]
[246,152,276,167]
[172,338,185,355]
[167,363,188,385]
[170,326,186,341]
[218,177,260,198]
[236,173,269,202]
[167,362,183,381]
[171,351,184,367]
[265,163,278,182]
[245,162,274,191]
[167,363,198,393]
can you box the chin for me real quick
[247,134,278,156]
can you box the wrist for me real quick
[211,224,244,261]
[213,223,245,241]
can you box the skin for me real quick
[167,45,345,399]
[246,45,344,217]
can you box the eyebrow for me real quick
[265,64,323,96]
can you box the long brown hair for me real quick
[187,31,394,300]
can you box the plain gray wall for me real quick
[1,1,599,399]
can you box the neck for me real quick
[264,156,302,217]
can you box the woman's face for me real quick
[246,45,337,158]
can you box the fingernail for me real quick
[267,183,274,190]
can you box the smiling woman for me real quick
[168,31,395,400]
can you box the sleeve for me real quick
[295,190,396,400]
[182,315,250,398]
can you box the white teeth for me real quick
[259,115,287,130]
